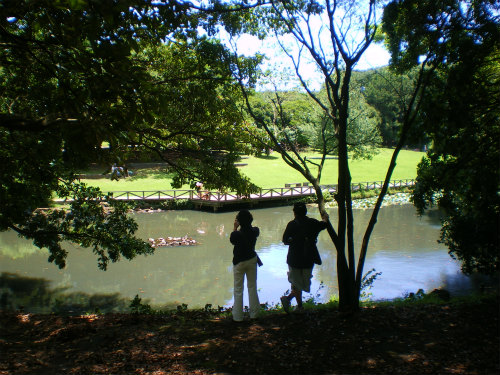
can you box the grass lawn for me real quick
[240,148,423,187]
[80,148,424,193]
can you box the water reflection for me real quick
[0,205,478,313]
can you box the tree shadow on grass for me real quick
[0,280,497,375]
[177,297,499,375]
[127,167,175,181]
[255,154,279,160]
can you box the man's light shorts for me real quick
[287,266,313,293]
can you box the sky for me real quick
[234,33,390,70]
[219,0,392,91]
[230,33,391,91]
[193,0,395,90]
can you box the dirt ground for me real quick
[1,295,498,375]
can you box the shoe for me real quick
[281,296,290,313]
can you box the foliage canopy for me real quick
[383,0,500,274]
[0,0,260,269]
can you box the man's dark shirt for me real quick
[283,216,327,268]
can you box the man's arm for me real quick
[282,221,294,245]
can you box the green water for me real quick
[0,205,472,313]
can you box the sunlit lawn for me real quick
[240,148,423,188]
[80,148,424,193]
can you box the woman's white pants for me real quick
[232,256,260,321]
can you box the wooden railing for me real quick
[109,190,193,200]
[105,179,415,202]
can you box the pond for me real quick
[0,204,480,313]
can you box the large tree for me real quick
[0,0,259,269]
[383,0,500,275]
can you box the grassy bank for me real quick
[79,148,424,193]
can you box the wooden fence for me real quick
[106,179,415,202]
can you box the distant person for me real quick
[110,163,120,181]
[230,209,262,322]
[195,181,203,192]
[110,163,130,180]
[281,202,328,313]
[195,181,204,197]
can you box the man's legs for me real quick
[282,285,302,305]
[282,266,312,312]
[291,285,303,308]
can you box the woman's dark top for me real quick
[230,226,260,265]
[282,216,327,268]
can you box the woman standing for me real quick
[230,209,261,322]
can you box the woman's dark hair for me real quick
[236,209,253,227]
[293,202,307,217]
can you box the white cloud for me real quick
[355,43,391,71]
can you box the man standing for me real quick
[281,202,328,312]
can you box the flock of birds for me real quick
[148,236,198,248]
